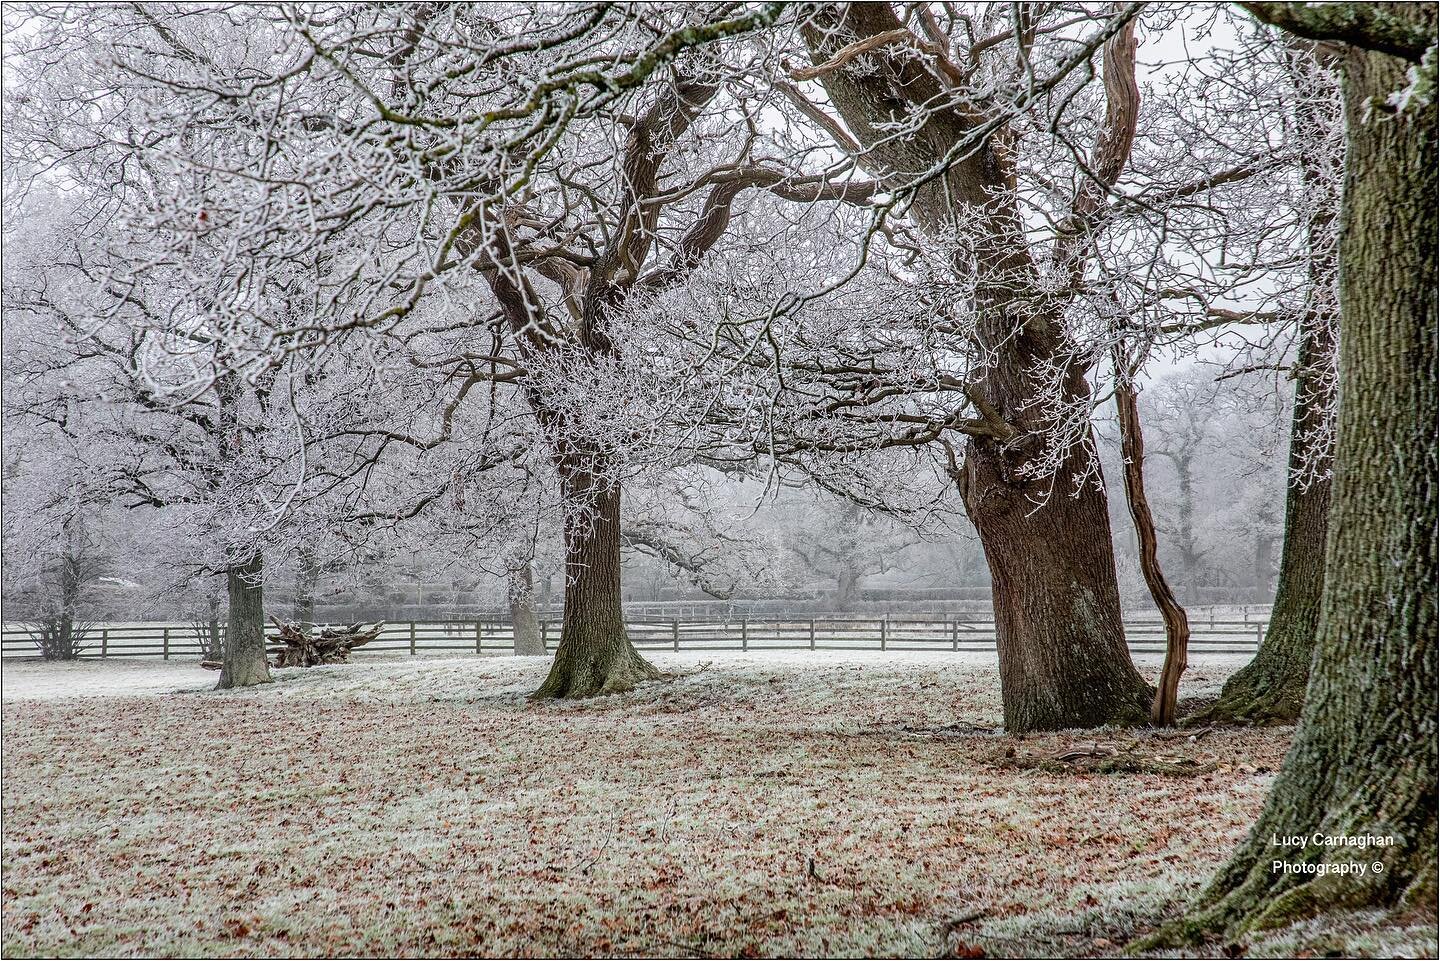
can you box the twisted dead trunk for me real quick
[1114,378,1190,727]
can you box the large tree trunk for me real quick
[803,5,1151,733]
[532,479,658,698]
[960,440,1152,733]
[217,553,272,689]
[508,561,547,656]
[1202,42,1340,726]
[1156,8,1437,941]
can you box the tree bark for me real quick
[217,553,272,689]
[200,593,224,661]
[1153,6,1437,941]
[532,478,658,698]
[960,442,1152,733]
[508,561,547,656]
[1172,455,1203,603]
[1201,42,1341,726]
[836,568,859,612]
[1252,530,1277,601]
[1114,380,1191,726]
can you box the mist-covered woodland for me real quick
[1,3,1434,957]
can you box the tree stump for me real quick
[267,618,382,667]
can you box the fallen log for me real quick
[267,618,382,668]
[995,737,1218,777]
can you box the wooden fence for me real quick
[0,614,1269,660]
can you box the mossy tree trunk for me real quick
[1203,43,1341,726]
[1158,5,1437,941]
[218,553,273,690]
[532,477,657,698]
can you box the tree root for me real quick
[1132,830,1436,952]
[1184,687,1305,728]
[1184,663,1307,728]
[530,644,660,699]
[213,665,273,690]
[268,619,381,667]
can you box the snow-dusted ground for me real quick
[2,658,219,699]
[2,653,1432,958]
[1,650,1235,703]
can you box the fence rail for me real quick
[1,615,1269,660]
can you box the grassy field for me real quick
[1,652,1433,958]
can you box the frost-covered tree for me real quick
[4,3,810,697]
[0,190,312,687]
[1203,41,1342,725]
[0,3,1374,733]
[694,4,1312,731]
[777,3,1159,731]
[781,494,918,610]
[0,432,111,659]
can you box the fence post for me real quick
[809,619,816,650]
[409,622,417,655]
[672,618,680,652]
[541,620,549,652]
[1255,621,1264,647]
[951,618,958,652]
[741,618,748,651]
[101,628,109,658]
[475,621,482,654]
[880,617,887,651]
[162,627,170,660]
